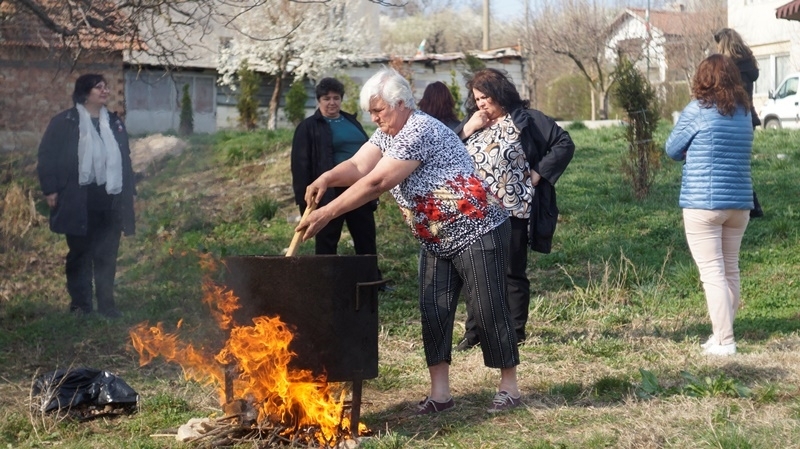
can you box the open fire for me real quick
[129,256,367,447]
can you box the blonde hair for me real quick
[714,28,757,67]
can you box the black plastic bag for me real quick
[32,368,139,415]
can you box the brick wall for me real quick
[0,47,125,152]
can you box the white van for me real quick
[760,72,800,129]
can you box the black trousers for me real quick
[313,187,377,256]
[463,216,530,344]
[419,220,519,368]
[65,210,121,314]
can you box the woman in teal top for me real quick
[291,77,378,257]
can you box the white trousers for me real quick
[683,208,750,346]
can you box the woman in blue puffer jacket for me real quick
[666,54,753,357]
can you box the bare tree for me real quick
[0,0,403,67]
[535,0,619,120]
[667,1,726,88]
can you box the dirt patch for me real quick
[130,134,188,175]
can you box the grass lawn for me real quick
[1,124,799,449]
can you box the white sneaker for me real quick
[700,335,715,349]
[703,342,736,356]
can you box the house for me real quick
[121,0,524,134]
[728,0,800,114]
[0,1,127,152]
[605,6,722,84]
[122,0,383,135]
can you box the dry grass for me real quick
[3,129,800,448]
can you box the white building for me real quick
[728,0,800,113]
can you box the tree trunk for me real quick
[590,88,596,121]
[267,75,283,131]
[599,90,609,120]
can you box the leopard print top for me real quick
[369,111,508,257]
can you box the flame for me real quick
[129,256,354,446]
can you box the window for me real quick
[776,77,798,99]
[754,56,770,95]
[775,54,791,88]
[194,77,215,114]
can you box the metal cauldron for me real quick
[223,254,383,427]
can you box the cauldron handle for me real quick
[355,280,388,312]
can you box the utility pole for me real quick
[483,0,490,51]
[646,0,651,81]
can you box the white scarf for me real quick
[76,103,123,195]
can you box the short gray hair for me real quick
[359,68,416,112]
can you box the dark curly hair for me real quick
[315,77,345,100]
[692,54,751,117]
[418,82,458,124]
[465,68,528,115]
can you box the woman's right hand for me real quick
[462,110,489,138]
[45,192,58,209]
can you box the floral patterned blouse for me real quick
[369,111,508,258]
[465,115,533,219]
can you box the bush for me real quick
[252,195,280,222]
[566,121,587,131]
[448,70,464,120]
[545,74,592,120]
[179,83,194,136]
[613,56,661,200]
[285,78,308,127]
[237,61,261,131]
[338,74,361,117]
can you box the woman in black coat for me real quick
[37,74,136,318]
[454,68,574,350]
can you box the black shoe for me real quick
[69,306,92,316]
[455,337,479,351]
[98,308,122,319]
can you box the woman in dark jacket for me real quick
[290,77,378,257]
[37,74,136,318]
[715,28,761,128]
[454,68,574,350]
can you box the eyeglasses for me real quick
[93,84,110,92]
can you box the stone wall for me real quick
[0,47,124,152]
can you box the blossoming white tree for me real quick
[218,0,368,129]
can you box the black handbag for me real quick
[751,190,763,218]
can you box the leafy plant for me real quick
[236,60,261,131]
[179,83,193,136]
[636,368,664,399]
[680,371,751,398]
[284,78,308,127]
[613,55,661,199]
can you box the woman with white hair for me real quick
[296,68,522,414]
